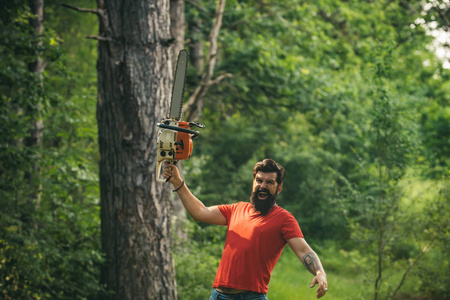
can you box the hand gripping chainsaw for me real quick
[156,50,204,182]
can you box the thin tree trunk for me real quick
[27,0,44,148]
[96,0,177,299]
[374,221,383,300]
[170,0,185,61]
[189,18,204,73]
[24,0,44,227]
[169,0,189,240]
[184,0,227,121]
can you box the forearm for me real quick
[288,238,327,276]
[302,251,326,277]
[288,238,328,297]
[163,163,225,225]
[171,178,207,221]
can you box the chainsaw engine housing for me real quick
[156,120,198,182]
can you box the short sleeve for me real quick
[217,202,242,226]
[281,213,304,241]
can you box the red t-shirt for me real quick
[212,201,303,294]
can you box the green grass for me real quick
[268,248,372,300]
[266,244,428,300]
[174,224,440,300]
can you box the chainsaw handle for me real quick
[157,123,200,139]
[156,159,177,183]
[156,159,166,183]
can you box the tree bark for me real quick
[24,0,44,226]
[188,17,204,73]
[169,0,189,240]
[96,0,177,299]
[27,2,44,148]
[170,0,185,62]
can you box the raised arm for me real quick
[287,237,328,298]
[163,163,226,226]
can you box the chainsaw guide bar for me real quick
[169,50,188,120]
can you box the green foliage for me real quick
[1,0,449,299]
[183,0,449,298]
[420,102,450,177]
[269,243,373,300]
[268,240,438,300]
[173,221,226,299]
[0,1,102,299]
[413,186,450,299]
[416,244,450,299]
[0,205,103,299]
[0,2,43,192]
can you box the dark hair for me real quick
[252,159,286,185]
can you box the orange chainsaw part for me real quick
[175,121,194,160]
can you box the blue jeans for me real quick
[209,288,268,300]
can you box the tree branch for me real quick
[61,4,99,15]
[86,35,112,42]
[206,73,232,86]
[185,0,211,15]
[62,2,110,41]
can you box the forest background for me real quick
[1,0,449,299]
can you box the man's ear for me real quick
[278,184,283,194]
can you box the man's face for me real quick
[250,171,283,215]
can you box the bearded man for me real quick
[164,159,328,299]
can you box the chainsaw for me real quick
[156,50,204,182]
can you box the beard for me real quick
[250,188,278,216]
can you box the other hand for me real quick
[310,272,327,298]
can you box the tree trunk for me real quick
[169,0,189,240]
[27,0,44,148]
[170,0,185,62]
[188,18,204,73]
[96,0,177,299]
[24,0,44,226]
[184,0,227,121]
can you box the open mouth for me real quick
[257,191,269,200]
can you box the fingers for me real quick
[316,282,327,298]
[162,161,180,182]
[310,277,317,288]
